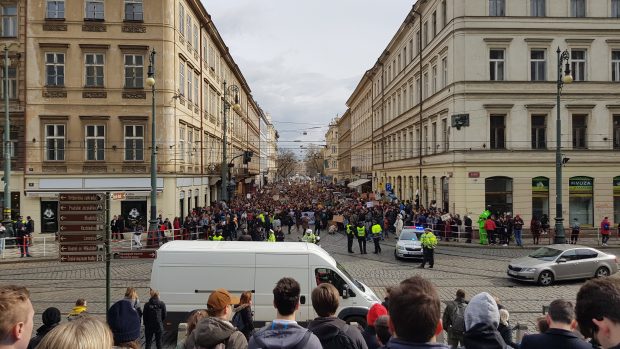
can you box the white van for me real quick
[150,241,380,330]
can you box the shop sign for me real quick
[614,176,620,194]
[532,177,549,192]
[569,176,594,193]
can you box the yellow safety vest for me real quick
[346,224,353,235]
[268,233,276,242]
[421,232,437,249]
[212,235,223,241]
[356,226,366,237]
[371,224,382,236]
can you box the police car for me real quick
[394,226,425,260]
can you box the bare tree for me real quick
[276,149,297,180]
[304,146,325,177]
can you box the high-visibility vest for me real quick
[371,224,382,236]
[268,233,276,242]
[346,224,353,235]
[421,232,437,249]
[356,226,366,238]
[212,235,223,241]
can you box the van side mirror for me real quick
[557,257,567,263]
[342,284,350,299]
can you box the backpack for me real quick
[319,325,357,349]
[231,310,244,331]
[253,329,312,349]
[604,223,610,230]
[450,301,467,334]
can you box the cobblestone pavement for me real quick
[2,228,619,347]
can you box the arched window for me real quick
[485,176,513,215]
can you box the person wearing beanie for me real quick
[106,299,141,348]
[362,303,388,349]
[462,292,511,349]
[185,288,247,349]
[27,307,61,349]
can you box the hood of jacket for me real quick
[465,292,499,331]
[193,317,237,347]
[463,323,510,349]
[35,322,58,337]
[385,338,450,349]
[307,317,347,340]
[252,321,311,349]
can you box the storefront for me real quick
[569,176,594,226]
[40,200,58,233]
[485,176,513,215]
[532,176,549,219]
[614,176,620,224]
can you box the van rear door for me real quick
[254,254,310,323]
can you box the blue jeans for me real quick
[514,229,522,246]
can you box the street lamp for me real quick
[554,48,573,244]
[2,43,18,239]
[146,49,158,234]
[221,81,240,202]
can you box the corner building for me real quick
[346,0,620,227]
[23,0,261,230]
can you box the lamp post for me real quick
[554,47,573,244]
[221,81,240,202]
[146,49,157,234]
[2,45,14,238]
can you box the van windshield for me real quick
[337,262,364,292]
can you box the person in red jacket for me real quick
[601,216,611,246]
[484,215,497,245]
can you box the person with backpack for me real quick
[601,217,611,246]
[248,277,321,349]
[232,291,255,341]
[308,283,368,349]
[143,288,167,349]
[442,289,468,349]
[185,288,248,349]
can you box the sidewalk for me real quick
[0,233,59,263]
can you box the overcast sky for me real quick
[203,0,414,157]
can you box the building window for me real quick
[124,0,143,21]
[85,0,104,20]
[531,115,546,149]
[0,67,16,99]
[179,61,185,96]
[45,124,65,161]
[187,69,193,102]
[530,49,546,81]
[186,16,192,47]
[571,0,586,17]
[432,65,437,93]
[442,0,447,27]
[45,53,65,87]
[442,57,448,87]
[572,115,587,149]
[0,4,17,37]
[85,125,105,161]
[84,53,104,87]
[442,118,449,151]
[124,125,143,161]
[489,49,505,81]
[194,74,199,106]
[571,49,587,81]
[432,11,437,37]
[423,22,428,47]
[179,126,185,162]
[46,1,65,19]
[193,24,199,48]
[178,3,185,36]
[612,51,620,81]
[423,72,429,99]
[613,0,620,17]
[614,115,620,149]
[124,54,143,88]
[490,114,505,149]
[489,0,505,16]
[187,129,194,161]
[531,0,545,16]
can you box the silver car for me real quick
[507,244,618,286]
[394,226,424,260]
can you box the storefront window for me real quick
[569,176,594,226]
[614,176,620,224]
[441,176,449,212]
[485,176,513,215]
[532,176,549,219]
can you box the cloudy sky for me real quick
[203,0,414,156]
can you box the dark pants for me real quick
[347,234,354,252]
[19,236,29,256]
[571,230,579,244]
[373,236,381,253]
[145,329,162,349]
[357,237,367,254]
[421,248,434,268]
[602,234,610,244]
[488,230,496,244]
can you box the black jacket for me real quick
[520,328,591,349]
[142,296,166,332]
[28,323,59,349]
[362,325,381,349]
[462,323,513,349]
[308,316,368,349]
[234,304,255,339]
[498,323,518,348]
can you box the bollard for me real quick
[514,323,529,343]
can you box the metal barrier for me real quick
[0,236,52,259]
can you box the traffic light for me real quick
[243,151,253,164]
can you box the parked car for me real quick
[507,244,618,286]
[394,226,425,260]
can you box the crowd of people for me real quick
[4,276,620,349]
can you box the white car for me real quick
[394,226,425,260]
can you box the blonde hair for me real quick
[0,285,31,340]
[150,288,160,298]
[499,308,510,326]
[124,287,138,300]
[36,317,113,349]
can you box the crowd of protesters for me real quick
[4,275,620,349]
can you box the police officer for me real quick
[371,221,382,254]
[356,222,367,254]
[346,222,355,253]
[301,229,316,244]
[211,231,224,241]
[420,228,437,269]
[267,229,276,242]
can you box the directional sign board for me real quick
[58,192,107,262]
[113,250,157,260]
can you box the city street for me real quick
[2,230,619,347]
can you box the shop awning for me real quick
[347,179,370,188]
[209,177,221,186]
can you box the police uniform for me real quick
[420,229,438,268]
[371,223,382,254]
[346,223,355,253]
[356,224,367,254]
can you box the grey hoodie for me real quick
[185,317,247,349]
[464,292,499,331]
[248,320,322,349]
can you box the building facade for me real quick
[266,115,279,184]
[324,118,339,182]
[337,109,351,184]
[343,0,620,227]
[347,71,373,183]
[19,0,262,230]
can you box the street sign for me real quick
[113,250,157,260]
[60,214,104,222]
[59,203,104,212]
[60,244,101,253]
[58,234,104,243]
[60,254,103,263]
[59,224,104,232]
[111,192,126,200]
[59,193,105,202]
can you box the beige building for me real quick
[266,117,279,184]
[19,0,262,230]
[324,118,339,181]
[347,70,373,185]
[343,0,620,227]
[337,109,351,184]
